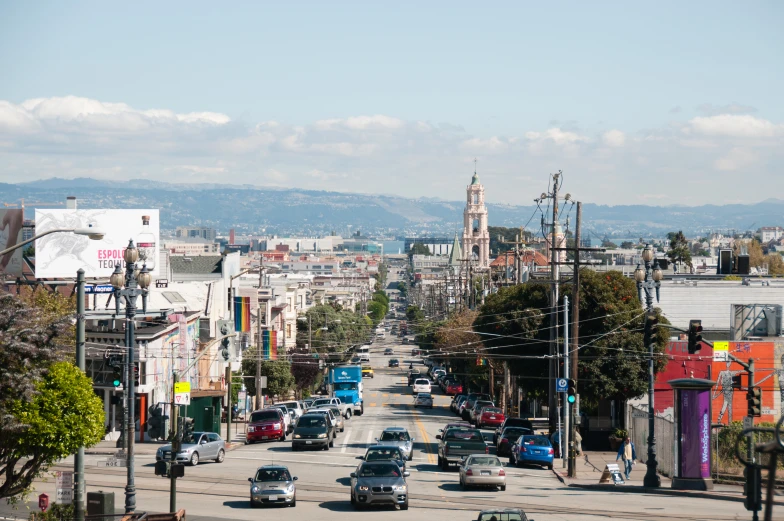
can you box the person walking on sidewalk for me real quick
[616,436,636,480]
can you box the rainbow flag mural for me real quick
[262,330,278,360]
[233,296,251,332]
[476,357,487,366]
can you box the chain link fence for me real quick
[628,404,675,477]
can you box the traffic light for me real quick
[643,312,658,347]
[182,417,195,444]
[747,386,762,417]
[743,466,762,512]
[133,364,140,386]
[566,379,577,404]
[731,374,743,390]
[217,320,235,362]
[108,355,123,388]
[175,417,184,442]
[687,319,703,354]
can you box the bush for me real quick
[715,421,784,473]
[29,502,73,520]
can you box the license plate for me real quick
[534,450,540,454]
[481,471,491,476]
[262,436,269,440]
[267,495,277,501]
[490,416,496,419]
[306,441,313,444]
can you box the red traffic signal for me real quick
[688,320,703,354]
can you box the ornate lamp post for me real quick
[110,240,152,513]
[634,244,663,488]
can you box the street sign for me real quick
[156,279,169,288]
[632,409,647,419]
[713,341,729,361]
[599,464,625,485]
[174,392,191,406]
[98,457,127,467]
[260,376,267,388]
[55,471,73,504]
[556,378,568,393]
[174,382,191,394]
[238,390,247,411]
[84,285,115,294]
[743,416,753,430]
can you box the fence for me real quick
[628,404,675,477]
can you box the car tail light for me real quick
[498,469,506,476]
[465,469,473,476]
[485,445,489,454]
[500,438,508,444]
[521,446,528,453]
[548,448,554,455]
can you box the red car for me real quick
[445,382,463,395]
[477,407,505,429]
[245,408,286,444]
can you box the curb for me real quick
[566,483,784,506]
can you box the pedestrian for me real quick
[616,436,636,480]
[574,429,583,455]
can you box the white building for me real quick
[462,169,490,268]
[761,227,784,243]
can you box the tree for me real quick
[601,239,618,249]
[367,301,386,325]
[620,241,635,249]
[241,354,295,399]
[667,230,692,268]
[434,310,489,392]
[2,361,104,500]
[296,304,371,352]
[408,243,431,257]
[290,347,321,398]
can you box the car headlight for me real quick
[317,433,327,438]
[286,484,295,492]
[393,485,407,491]
[251,486,260,493]
[358,486,369,491]
[355,401,361,406]
[294,434,301,439]
[274,423,281,429]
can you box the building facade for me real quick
[462,170,490,268]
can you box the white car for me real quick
[413,378,431,395]
[272,404,293,433]
[277,401,304,420]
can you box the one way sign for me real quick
[174,392,191,406]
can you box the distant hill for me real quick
[2,178,782,238]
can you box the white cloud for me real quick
[461,136,509,152]
[602,129,626,147]
[525,128,588,145]
[687,114,782,138]
[714,147,757,171]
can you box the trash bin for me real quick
[87,490,115,521]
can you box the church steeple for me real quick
[448,232,463,267]
[462,163,490,269]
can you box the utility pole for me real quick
[568,201,581,478]
[546,171,562,430]
[256,305,262,409]
[74,269,86,521]
[563,295,569,469]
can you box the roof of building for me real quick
[169,255,224,275]
[471,171,480,185]
[448,233,463,266]
[489,250,548,267]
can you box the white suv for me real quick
[413,378,432,395]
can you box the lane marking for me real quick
[411,406,436,465]
[341,429,352,453]
[369,403,377,407]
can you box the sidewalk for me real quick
[551,451,784,506]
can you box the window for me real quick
[208,433,220,442]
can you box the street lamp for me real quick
[0,225,105,257]
[110,239,152,514]
[635,244,663,488]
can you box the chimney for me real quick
[229,229,235,245]
[66,196,77,209]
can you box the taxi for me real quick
[362,366,375,379]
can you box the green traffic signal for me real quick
[567,394,576,404]
[112,378,121,387]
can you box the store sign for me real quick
[35,209,159,278]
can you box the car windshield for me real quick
[359,463,401,477]
[278,402,298,409]
[380,431,410,442]
[415,379,429,385]
[327,407,341,416]
[522,436,550,446]
[468,456,502,466]
[366,448,402,461]
[478,512,525,521]
[445,429,483,441]
[297,416,326,428]
[503,428,532,438]
[255,468,291,482]
[332,383,356,391]
[474,401,493,409]
[250,411,279,422]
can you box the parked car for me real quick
[496,426,534,457]
[458,454,506,491]
[438,421,472,435]
[445,381,463,395]
[358,445,407,472]
[388,358,400,368]
[477,407,505,429]
[451,395,467,413]
[245,408,287,444]
[475,508,531,521]
[469,400,495,424]
[376,427,414,460]
[510,435,554,469]
[362,366,375,379]
[350,462,409,510]
[414,392,434,408]
[436,427,487,471]
[493,417,534,445]
[292,413,334,451]
[156,432,225,466]
[413,378,432,395]
[462,394,493,421]
[311,397,352,418]
[248,465,297,508]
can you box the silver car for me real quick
[248,465,298,507]
[308,407,341,435]
[459,454,506,491]
[376,427,414,461]
[350,461,409,510]
[156,432,225,466]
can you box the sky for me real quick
[1,1,782,206]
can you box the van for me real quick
[357,346,370,356]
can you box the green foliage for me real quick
[667,230,693,267]
[723,275,742,281]
[601,239,618,249]
[488,226,532,254]
[620,241,635,249]
[716,421,784,472]
[367,301,386,325]
[3,362,104,501]
[295,304,372,351]
[241,355,295,399]
[408,243,432,257]
[290,347,321,397]
[22,245,35,257]
[28,502,73,520]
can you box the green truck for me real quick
[436,427,487,470]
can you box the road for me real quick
[19,335,748,521]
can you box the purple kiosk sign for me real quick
[669,378,715,491]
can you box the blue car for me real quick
[510,434,554,469]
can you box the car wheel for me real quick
[244,439,250,445]
[547,464,553,470]
[215,449,225,463]
[500,484,506,491]
[250,498,257,508]
[400,501,409,511]
[345,409,352,420]
[189,452,199,466]
[341,427,345,432]
[329,437,334,448]
[324,443,330,451]
[459,477,465,489]
[350,491,356,505]
[292,445,299,451]
[509,456,516,466]
[280,431,287,442]
[441,459,449,471]
[290,494,296,507]
[437,455,443,466]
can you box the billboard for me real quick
[35,209,160,278]
[0,209,25,276]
